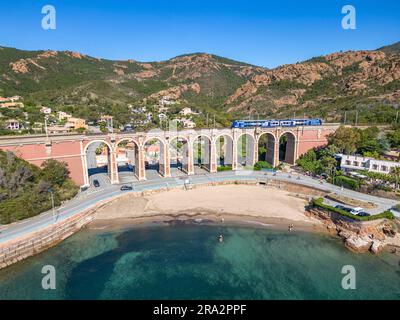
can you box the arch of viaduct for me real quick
[0,125,339,187]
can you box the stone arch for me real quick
[257,132,277,167]
[215,134,234,169]
[143,136,167,179]
[115,138,140,183]
[83,139,113,154]
[279,131,297,165]
[169,136,190,176]
[83,139,113,186]
[236,133,256,168]
[192,135,212,173]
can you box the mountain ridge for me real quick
[0,42,399,128]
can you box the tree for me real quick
[386,129,400,149]
[358,139,382,155]
[362,151,380,159]
[391,166,400,189]
[41,159,70,186]
[320,156,338,175]
[99,122,108,133]
[296,149,319,174]
[357,126,383,155]
[328,126,361,154]
[378,137,390,153]
[75,127,86,134]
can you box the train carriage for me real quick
[231,119,322,128]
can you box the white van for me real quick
[350,207,364,215]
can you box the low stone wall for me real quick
[265,180,327,197]
[0,206,96,269]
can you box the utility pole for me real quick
[213,114,216,129]
[206,113,209,128]
[344,111,347,125]
[44,115,49,138]
[355,110,359,127]
[49,189,56,223]
[396,110,399,124]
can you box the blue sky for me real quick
[1,0,399,68]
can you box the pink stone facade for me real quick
[0,125,339,187]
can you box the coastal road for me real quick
[0,170,398,244]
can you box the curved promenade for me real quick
[0,170,397,245]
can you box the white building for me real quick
[5,119,20,131]
[340,154,400,174]
[57,111,72,121]
[40,106,52,114]
[175,117,196,129]
[179,107,197,116]
[159,97,176,106]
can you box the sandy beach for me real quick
[90,184,324,232]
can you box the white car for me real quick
[350,207,364,215]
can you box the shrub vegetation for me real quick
[311,198,395,221]
[0,151,78,224]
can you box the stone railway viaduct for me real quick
[0,124,340,187]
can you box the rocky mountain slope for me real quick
[0,42,399,125]
[226,44,400,121]
[0,47,262,111]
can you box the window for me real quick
[381,166,388,172]
[345,160,351,165]
[372,164,378,170]
[353,161,359,167]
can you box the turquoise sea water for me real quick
[0,223,399,300]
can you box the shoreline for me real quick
[87,183,400,255]
[0,181,330,270]
[89,209,328,235]
[88,184,328,235]
[1,181,398,270]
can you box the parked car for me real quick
[335,204,351,212]
[350,207,365,215]
[120,185,133,191]
[357,212,371,217]
[145,161,150,169]
[93,179,100,187]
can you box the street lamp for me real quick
[49,188,56,223]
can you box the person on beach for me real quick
[219,235,224,243]
[288,223,294,231]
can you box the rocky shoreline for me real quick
[307,207,400,254]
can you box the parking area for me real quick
[323,197,376,217]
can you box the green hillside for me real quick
[0,42,399,133]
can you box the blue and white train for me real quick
[231,118,322,129]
